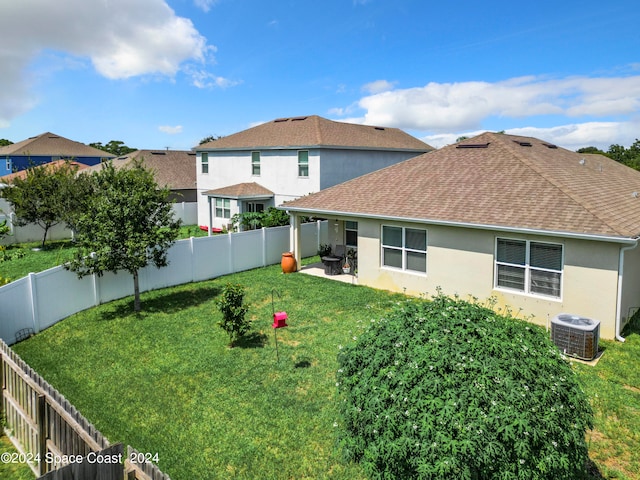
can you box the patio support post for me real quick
[207,196,213,237]
[290,213,302,271]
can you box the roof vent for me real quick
[456,143,490,149]
[513,140,532,147]
[151,151,166,155]
[543,143,558,149]
[633,192,639,198]
[291,116,307,121]
[579,158,586,166]
[374,127,385,131]
[274,118,289,123]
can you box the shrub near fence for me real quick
[0,338,170,479]
[0,221,327,346]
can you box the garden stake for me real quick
[271,289,288,362]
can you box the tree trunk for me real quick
[133,270,141,313]
[41,225,49,249]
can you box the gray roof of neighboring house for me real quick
[0,132,115,159]
[282,132,640,239]
[84,150,196,190]
[197,115,433,152]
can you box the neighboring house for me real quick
[0,160,93,244]
[282,132,640,341]
[0,132,114,175]
[196,115,433,230]
[0,159,92,183]
[84,149,197,202]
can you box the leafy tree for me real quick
[89,140,136,156]
[231,207,292,231]
[216,283,250,347]
[336,293,593,480]
[455,136,469,142]
[0,161,80,248]
[576,146,607,156]
[0,139,13,147]
[65,160,181,313]
[199,134,223,145]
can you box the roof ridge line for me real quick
[502,138,624,235]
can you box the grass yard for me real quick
[4,256,640,479]
[0,434,36,479]
[574,317,640,479]
[11,259,405,479]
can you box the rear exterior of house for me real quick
[282,133,640,340]
[196,115,432,230]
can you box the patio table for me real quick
[321,256,342,275]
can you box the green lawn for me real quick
[11,259,405,479]
[4,254,640,479]
[0,435,36,479]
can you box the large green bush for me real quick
[336,294,593,479]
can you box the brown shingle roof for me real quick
[0,160,91,183]
[198,115,433,152]
[282,132,640,239]
[83,150,196,190]
[0,132,115,159]
[203,182,274,198]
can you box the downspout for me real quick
[616,239,639,342]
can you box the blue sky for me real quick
[1,0,639,151]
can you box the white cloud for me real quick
[362,80,396,94]
[352,75,640,133]
[194,0,218,13]
[0,0,213,125]
[188,69,240,89]
[159,125,183,135]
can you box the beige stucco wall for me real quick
[620,243,640,330]
[348,218,624,340]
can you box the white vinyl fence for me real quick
[0,202,198,245]
[0,221,327,345]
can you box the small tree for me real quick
[0,161,80,248]
[65,160,181,313]
[216,283,250,347]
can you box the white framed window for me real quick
[251,151,260,176]
[215,198,230,218]
[201,152,209,174]
[298,150,309,177]
[345,221,358,248]
[381,225,427,273]
[495,238,563,298]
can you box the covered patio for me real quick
[298,261,358,285]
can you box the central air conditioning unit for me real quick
[551,314,600,361]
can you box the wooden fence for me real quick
[0,338,170,479]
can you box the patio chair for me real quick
[334,244,346,266]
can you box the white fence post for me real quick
[227,231,234,273]
[262,227,267,267]
[27,273,41,334]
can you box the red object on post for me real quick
[272,311,288,328]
